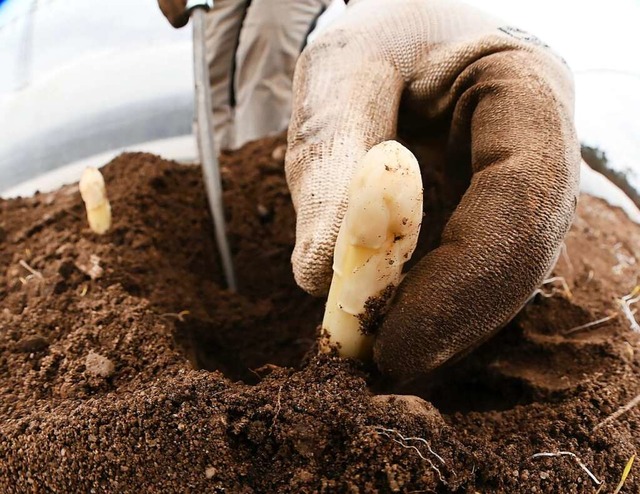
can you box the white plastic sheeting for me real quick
[2,134,197,198]
[0,0,193,191]
[1,0,639,225]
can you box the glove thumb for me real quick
[286,20,404,296]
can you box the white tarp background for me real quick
[0,0,639,214]
[464,0,640,200]
[0,0,194,192]
[0,0,191,94]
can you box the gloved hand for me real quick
[285,0,580,382]
[158,0,189,28]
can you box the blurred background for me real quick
[1,0,639,203]
[0,0,194,195]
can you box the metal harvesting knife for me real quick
[187,0,237,291]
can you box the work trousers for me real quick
[205,0,331,150]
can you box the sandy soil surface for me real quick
[1,135,639,493]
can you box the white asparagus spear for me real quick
[79,167,112,235]
[321,141,423,359]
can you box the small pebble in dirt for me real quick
[539,471,549,480]
[75,253,104,280]
[15,335,49,353]
[85,351,115,378]
[205,466,217,479]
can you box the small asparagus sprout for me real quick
[321,141,423,359]
[79,167,112,234]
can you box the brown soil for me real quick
[1,135,639,493]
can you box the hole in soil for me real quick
[173,291,324,384]
[161,217,327,383]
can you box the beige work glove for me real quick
[286,0,580,382]
[158,0,189,28]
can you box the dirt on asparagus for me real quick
[1,135,639,493]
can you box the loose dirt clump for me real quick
[1,135,639,493]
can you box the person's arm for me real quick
[286,0,579,382]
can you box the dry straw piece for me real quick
[613,454,635,494]
[79,167,112,234]
[321,141,423,359]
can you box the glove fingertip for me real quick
[291,235,333,297]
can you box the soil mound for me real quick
[1,135,639,493]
